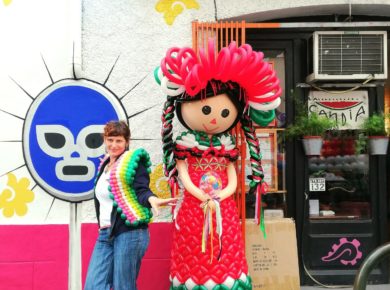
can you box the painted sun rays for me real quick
[0,50,155,218]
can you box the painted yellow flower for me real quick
[155,0,200,25]
[149,163,171,199]
[3,0,12,6]
[0,173,35,218]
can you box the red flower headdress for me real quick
[156,39,282,112]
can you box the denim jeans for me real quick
[84,228,150,290]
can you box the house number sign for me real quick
[309,178,326,191]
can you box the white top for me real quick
[95,170,113,227]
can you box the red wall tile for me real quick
[0,225,69,290]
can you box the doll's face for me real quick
[180,93,238,135]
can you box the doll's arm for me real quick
[218,162,237,201]
[176,159,208,202]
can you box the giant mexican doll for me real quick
[155,40,282,290]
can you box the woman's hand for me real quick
[148,196,178,216]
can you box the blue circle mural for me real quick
[23,79,127,202]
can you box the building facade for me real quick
[0,0,389,289]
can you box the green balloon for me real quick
[249,108,275,126]
[154,66,161,85]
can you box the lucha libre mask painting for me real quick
[35,124,105,182]
[23,79,127,202]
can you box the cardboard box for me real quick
[245,218,300,290]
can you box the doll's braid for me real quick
[161,95,178,191]
[240,112,264,190]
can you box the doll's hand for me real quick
[198,190,210,202]
[200,198,216,212]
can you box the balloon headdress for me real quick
[156,39,281,111]
[155,39,282,200]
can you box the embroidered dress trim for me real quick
[170,274,252,290]
[174,131,239,161]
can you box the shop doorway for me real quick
[192,20,390,285]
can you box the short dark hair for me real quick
[103,120,131,141]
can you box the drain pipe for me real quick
[68,2,83,290]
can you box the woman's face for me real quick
[180,93,238,135]
[104,135,128,159]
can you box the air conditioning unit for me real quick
[306,31,387,82]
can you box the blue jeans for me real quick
[84,228,150,290]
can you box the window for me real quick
[308,131,370,220]
[245,51,287,219]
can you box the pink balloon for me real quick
[184,71,201,96]
[215,48,231,80]
[161,58,183,85]
[199,48,211,79]
[207,39,216,76]
[158,39,282,107]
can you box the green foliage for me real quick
[285,89,337,139]
[361,113,390,136]
[286,113,337,139]
[355,132,368,154]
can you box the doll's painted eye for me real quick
[202,105,212,115]
[221,109,230,118]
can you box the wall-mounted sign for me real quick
[309,178,326,192]
[23,79,127,202]
[308,90,368,130]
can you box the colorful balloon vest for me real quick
[99,149,153,227]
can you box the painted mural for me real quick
[155,0,200,25]
[321,238,363,266]
[150,163,171,199]
[0,0,75,224]
[23,78,127,202]
[0,2,80,288]
[0,173,34,217]
[3,0,12,6]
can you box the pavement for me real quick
[301,285,389,290]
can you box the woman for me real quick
[85,120,176,290]
[156,40,282,289]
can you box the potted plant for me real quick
[286,113,337,156]
[361,113,389,155]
